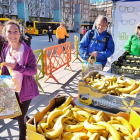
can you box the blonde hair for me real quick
[136,23,140,33]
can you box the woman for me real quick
[1,20,39,140]
[124,23,140,55]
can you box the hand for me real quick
[89,51,98,57]
[4,57,17,70]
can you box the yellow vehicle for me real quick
[0,18,10,24]
[47,22,60,34]
[26,21,48,35]
[26,21,60,35]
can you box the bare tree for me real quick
[46,0,54,18]
[28,0,44,21]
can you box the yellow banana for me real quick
[54,109,71,128]
[101,130,109,138]
[111,116,133,134]
[100,136,107,140]
[74,105,95,114]
[117,80,138,93]
[49,120,54,128]
[93,115,103,122]
[65,120,77,125]
[96,111,104,117]
[132,126,140,139]
[40,123,49,130]
[107,120,121,125]
[89,133,100,140]
[105,75,117,82]
[117,75,126,84]
[62,131,74,140]
[91,81,103,88]
[71,133,89,140]
[111,124,131,136]
[77,110,91,119]
[97,121,121,140]
[71,107,82,112]
[124,136,133,140]
[73,111,86,122]
[36,125,44,134]
[130,85,140,95]
[87,131,93,137]
[95,81,106,91]
[62,104,73,112]
[84,119,105,133]
[57,96,72,110]
[46,109,64,124]
[63,123,84,132]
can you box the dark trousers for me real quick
[58,38,66,51]
[58,38,65,44]
[16,93,31,140]
[48,34,53,42]
[80,34,83,41]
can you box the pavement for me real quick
[0,40,110,140]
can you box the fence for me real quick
[43,42,72,83]
[33,49,45,93]
[72,35,82,63]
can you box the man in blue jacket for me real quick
[79,16,114,67]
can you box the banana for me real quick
[49,120,54,128]
[65,120,77,125]
[63,123,84,132]
[74,105,95,114]
[93,115,103,122]
[105,75,117,82]
[87,131,93,137]
[37,125,44,134]
[97,121,121,140]
[117,80,137,93]
[96,111,104,117]
[132,126,140,139]
[101,89,108,93]
[111,116,133,134]
[124,136,133,140]
[95,81,106,91]
[89,133,100,140]
[100,136,107,140]
[84,119,105,133]
[91,81,103,88]
[46,109,64,124]
[73,111,86,122]
[101,131,109,138]
[57,96,72,110]
[76,110,91,119]
[71,133,89,140]
[117,75,126,84]
[40,123,49,130]
[107,120,121,125]
[130,85,140,95]
[62,131,74,140]
[111,124,131,136]
[71,107,83,112]
[54,109,71,128]
[62,104,73,112]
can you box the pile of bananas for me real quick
[36,96,140,140]
[85,73,140,96]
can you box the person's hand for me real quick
[89,51,98,57]
[4,57,17,70]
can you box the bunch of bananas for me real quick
[36,96,140,140]
[85,73,140,96]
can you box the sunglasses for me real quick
[137,26,140,29]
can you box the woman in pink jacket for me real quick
[1,20,39,140]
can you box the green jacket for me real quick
[124,34,140,55]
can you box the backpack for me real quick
[88,29,110,50]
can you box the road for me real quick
[31,32,80,51]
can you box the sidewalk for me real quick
[0,52,110,140]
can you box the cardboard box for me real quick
[26,95,140,140]
[79,71,140,114]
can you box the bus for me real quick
[0,18,10,24]
[26,21,60,35]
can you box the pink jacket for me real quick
[1,42,39,103]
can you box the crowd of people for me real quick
[0,15,140,140]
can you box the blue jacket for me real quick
[1,42,39,103]
[79,29,115,67]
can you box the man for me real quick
[79,16,115,67]
[56,22,70,44]
[48,26,53,42]
[22,29,32,47]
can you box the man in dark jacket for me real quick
[22,29,32,47]
[48,26,53,42]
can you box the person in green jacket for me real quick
[124,23,140,55]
